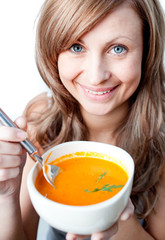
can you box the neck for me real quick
[81,102,129,145]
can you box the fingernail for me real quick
[66,237,78,240]
[120,212,129,221]
[17,130,27,140]
[91,237,100,240]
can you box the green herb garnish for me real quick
[84,184,124,193]
[96,171,107,182]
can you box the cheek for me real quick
[115,57,142,87]
[58,54,81,83]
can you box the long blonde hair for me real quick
[26,0,165,219]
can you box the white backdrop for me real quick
[0,0,47,120]
[0,0,165,120]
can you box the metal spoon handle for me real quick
[0,108,37,155]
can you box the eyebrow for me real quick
[77,36,138,52]
[79,35,135,45]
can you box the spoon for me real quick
[0,108,59,188]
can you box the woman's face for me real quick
[58,3,143,117]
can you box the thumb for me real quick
[14,116,27,131]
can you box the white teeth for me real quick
[85,89,110,95]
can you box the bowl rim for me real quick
[28,141,134,211]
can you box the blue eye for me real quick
[112,45,127,54]
[70,44,83,53]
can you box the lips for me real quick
[78,83,118,101]
[79,84,118,95]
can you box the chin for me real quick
[83,107,112,117]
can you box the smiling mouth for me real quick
[85,89,110,95]
[79,83,118,100]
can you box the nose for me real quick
[85,54,111,85]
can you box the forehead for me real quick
[81,2,142,42]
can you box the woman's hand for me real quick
[0,116,27,198]
[66,199,134,240]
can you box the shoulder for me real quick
[23,91,52,120]
[23,91,53,153]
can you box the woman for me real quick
[0,0,164,239]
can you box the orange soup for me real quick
[35,152,128,206]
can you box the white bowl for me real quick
[27,141,134,235]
